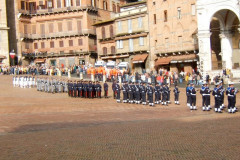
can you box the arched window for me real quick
[103,47,107,55]
[110,25,114,38]
[112,4,116,13]
[117,4,120,13]
[102,27,106,39]
[103,1,107,10]
[111,46,115,54]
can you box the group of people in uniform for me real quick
[186,81,238,113]
[112,81,180,107]
[36,77,68,94]
[13,76,36,88]
[67,80,109,99]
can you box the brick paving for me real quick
[0,75,239,160]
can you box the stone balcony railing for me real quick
[18,5,98,16]
[115,7,147,19]
[20,29,96,40]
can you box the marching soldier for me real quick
[204,83,211,111]
[104,81,108,98]
[154,83,160,104]
[212,83,221,113]
[88,81,93,99]
[166,83,171,104]
[161,83,168,106]
[128,82,134,104]
[186,83,191,107]
[135,82,141,104]
[96,81,102,98]
[173,85,180,105]
[200,83,207,110]
[226,82,238,113]
[147,83,154,106]
[219,82,225,110]
[112,81,116,99]
[122,81,128,103]
[141,83,147,105]
[189,83,197,110]
[116,82,121,103]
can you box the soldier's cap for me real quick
[190,83,194,85]
[229,82,234,85]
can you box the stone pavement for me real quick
[0,75,239,160]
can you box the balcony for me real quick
[20,29,96,40]
[0,23,9,30]
[18,5,98,16]
[115,7,147,19]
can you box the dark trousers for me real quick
[113,90,116,99]
[116,91,120,100]
[104,90,108,98]
[190,95,196,106]
[206,96,210,106]
[155,93,159,102]
[167,92,170,101]
[129,92,133,101]
[228,96,234,109]
[162,93,167,102]
[141,93,146,103]
[202,96,206,106]
[78,90,81,97]
[136,93,140,101]
[148,94,153,103]
[74,90,77,97]
[174,93,179,101]
[215,97,220,109]
[187,94,190,104]
[123,92,127,100]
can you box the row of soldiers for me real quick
[67,80,108,98]
[13,76,36,88]
[186,82,238,113]
[36,77,68,93]
[113,81,180,106]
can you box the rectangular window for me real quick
[65,0,71,7]
[191,4,196,16]
[154,14,156,24]
[57,0,61,8]
[120,40,123,49]
[21,1,25,10]
[41,42,45,48]
[58,22,62,32]
[118,21,122,32]
[138,17,143,28]
[129,39,133,52]
[69,40,73,46]
[128,19,132,33]
[47,0,53,8]
[49,23,54,33]
[77,20,82,32]
[59,41,64,47]
[78,39,83,46]
[32,25,36,34]
[24,24,28,34]
[117,40,123,49]
[40,24,45,35]
[76,0,81,6]
[164,10,168,22]
[67,21,72,31]
[177,7,181,19]
[25,42,29,49]
[50,41,54,48]
[34,43,38,49]
[139,37,144,46]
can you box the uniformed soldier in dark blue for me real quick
[159,85,162,103]
[112,81,116,99]
[154,83,160,104]
[92,81,96,98]
[212,83,221,113]
[173,85,180,105]
[96,81,102,98]
[116,82,121,103]
[200,82,206,110]
[132,82,136,103]
[226,82,238,113]
[68,80,72,97]
[161,83,168,106]
[166,83,171,104]
[141,83,147,105]
[186,83,191,107]
[189,83,197,110]
[128,82,134,103]
[83,81,88,98]
[204,83,211,111]
[104,81,108,98]
[88,81,93,99]
[73,81,78,98]
[122,81,128,103]
[147,83,154,106]
[219,81,225,110]
[135,82,141,104]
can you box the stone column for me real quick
[219,32,233,70]
[197,31,212,77]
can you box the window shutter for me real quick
[77,21,82,32]
[102,27,106,39]
[57,0,61,8]
[110,25,113,38]
[40,24,45,35]
[139,37,144,46]
[138,17,142,28]
[78,39,83,46]
[118,21,121,32]
[128,19,132,33]
[120,40,123,49]
[68,21,72,31]
[58,22,62,32]
[129,39,133,51]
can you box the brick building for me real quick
[0,0,10,66]
[95,0,150,73]
[148,0,199,74]
[7,0,124,67]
